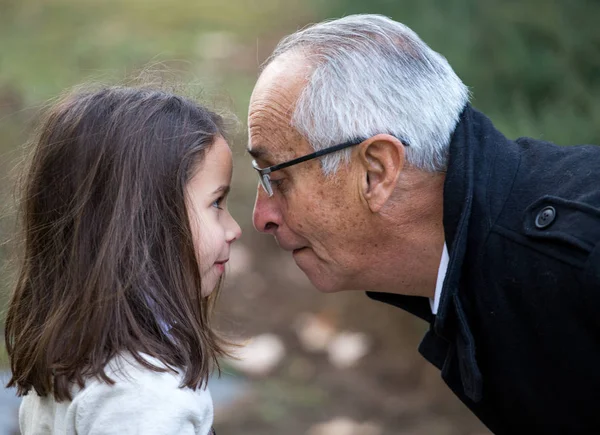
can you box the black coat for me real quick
[367,105,600,435]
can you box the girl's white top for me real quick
[18,353,214,435]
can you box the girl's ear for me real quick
[357,134,406,212]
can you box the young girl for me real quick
[4,85,241,434]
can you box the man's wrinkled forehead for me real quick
[247,114,305,165]
[248,54,312,163]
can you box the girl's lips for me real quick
[214,259,228,273]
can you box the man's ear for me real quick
[358,134,406,212]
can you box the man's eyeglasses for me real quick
[251,136,409,197]
[252,138,365,197]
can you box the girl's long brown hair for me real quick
[5,85,230,401]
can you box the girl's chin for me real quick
[200,285,215,298]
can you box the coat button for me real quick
[535,206,556,229]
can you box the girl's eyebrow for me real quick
[212,185,230,195]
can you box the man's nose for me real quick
[252,184,280,234]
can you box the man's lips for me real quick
[276,238,310,254]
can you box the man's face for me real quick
[248,57,371,292]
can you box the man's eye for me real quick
[271,178,285,188]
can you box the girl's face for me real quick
[186,137,242,297]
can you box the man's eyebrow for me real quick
[246,145,270,160]
[213,185,231,196]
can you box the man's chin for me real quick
[291,248,342,293]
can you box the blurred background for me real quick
[1,0,599,434]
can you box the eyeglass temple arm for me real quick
[265,139,365,174]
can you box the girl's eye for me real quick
[212,197,224,210]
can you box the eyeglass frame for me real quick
[252,136,409,197]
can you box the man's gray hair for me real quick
[265,14,470,173]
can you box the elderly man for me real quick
[247,14,600,435]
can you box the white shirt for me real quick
[430,243,449,315]
[19,353,214,435]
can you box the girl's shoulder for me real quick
[20,353,214,435]
[74,354,215,433]
[83,352,213,406]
